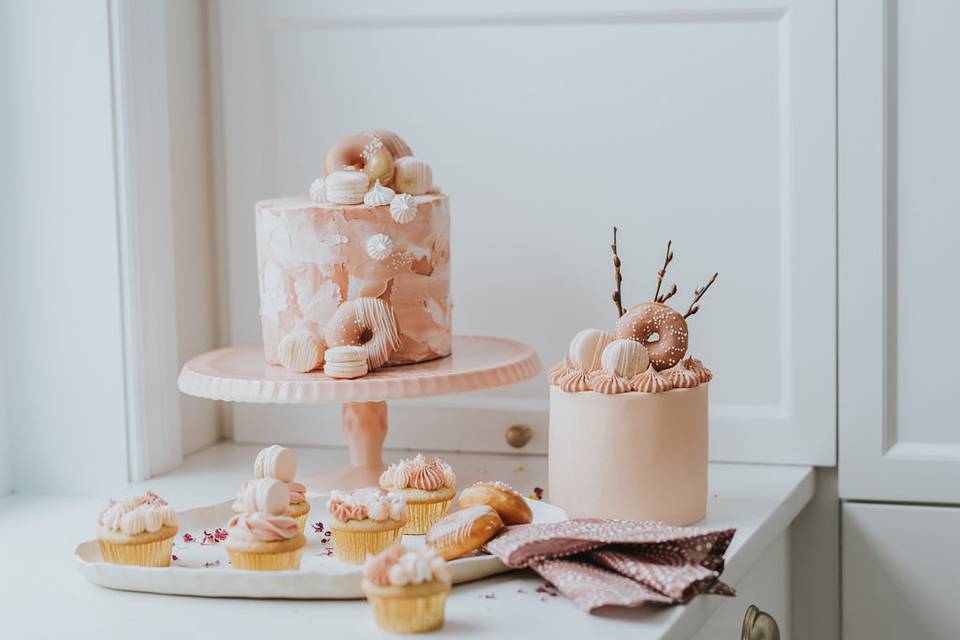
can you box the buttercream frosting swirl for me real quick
[666,361,700,389]
[327,488,406,523]
[99,491,177,535]
[557,368,590,393]
[363,545,449,587]
[227,512,298,542]
[547,355,574,386]
[587,370,633,394]
[380,453,455,491]
[363,180,395,206]
[682,356,714,383]
[631,364,674,393]
[287,481,306,505]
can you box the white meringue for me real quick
[389,193,417,224]
[366,233,394,260]
[309,177,325,203]
[363,180,396,206]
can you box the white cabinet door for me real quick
[212,0,836,465]
[843,503,960,640]
[838,0,960,502]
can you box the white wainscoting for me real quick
[839,0,960,502]
[213,0,836,465]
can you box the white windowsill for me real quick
[0,442,814,639]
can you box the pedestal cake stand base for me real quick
[178,336,541,491]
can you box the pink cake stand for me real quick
[178,336,541,491]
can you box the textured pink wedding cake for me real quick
[255,130,451,376]
[548,236,717,525]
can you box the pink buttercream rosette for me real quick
[484,519,736,612]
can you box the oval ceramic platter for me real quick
[75,495,566,599]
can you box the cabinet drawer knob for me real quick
[742,604,780,640]
[505,424,532,448]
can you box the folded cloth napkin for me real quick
[484,519,736,612]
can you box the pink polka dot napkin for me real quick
[484,519,736,612]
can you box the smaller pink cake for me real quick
[548,234,717,526]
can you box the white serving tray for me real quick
[75,495,566,599]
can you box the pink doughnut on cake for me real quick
[256,130,450,372]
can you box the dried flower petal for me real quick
[182,533,194,543]
[312,521,324,533]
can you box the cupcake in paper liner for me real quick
[327,488,406,565]
[97,490,178,567]
[362,545,451,633]
[379,454,456,534]
[225,478,306,571]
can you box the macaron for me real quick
[235,478,289,515]
[324,346,369,379]
[324,170,369,205]
[255,445,297,483]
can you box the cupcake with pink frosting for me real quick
[247,445,310,531]
[362,545,451,633]
[225,478,305,571]
[379,453,456,534]
[97,490,178,566]
[327,488,407,564]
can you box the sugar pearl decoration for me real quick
[277,330,325,373]
[389,193,417,224]
[601,339,650,379]
[393,156,433,195]
[567,328,615,372]
[366,233,394,260]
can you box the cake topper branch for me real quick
[653,241,676,304]
[611,226,625,318]
[683,272,719,319]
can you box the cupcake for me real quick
[379,454,456,534]
[234,445,310,532]
[225,479,305,571]
[97,490,178,567]
[362,545,451,634]
[327,488,406,564]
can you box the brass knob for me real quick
[505,424,532,448]
[742,605,780,640]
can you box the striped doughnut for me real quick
[323,297,402,370]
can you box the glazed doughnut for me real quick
[458,481,532,525]
[366,129,413,159]
[425,505,503,560]
[324,297,402,370]
[614,302,688,371]
[324,132,395,186]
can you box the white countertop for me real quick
[0,443,814,639]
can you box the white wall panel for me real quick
[166,0,222,455]
[839,0,960,502]
[843,502,960,640]
[214,0,835,464]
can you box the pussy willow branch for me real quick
[657,283,678,304]
[611,227,624,318]
[683,272,719,319]
[654,241,674,302]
